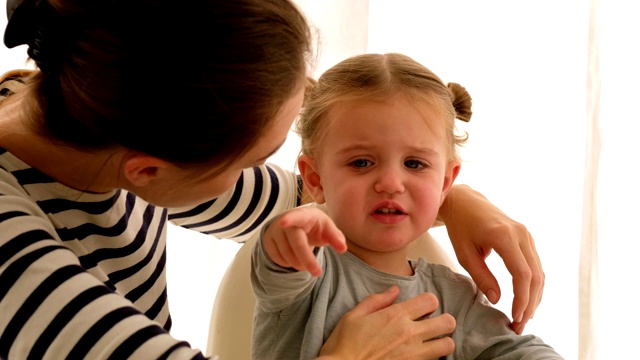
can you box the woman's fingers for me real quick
[494,227,540,327]
[389,292,440,321]
[440,185,546,333]
[419,336,456,359]
[510,230,545,334]
[418,313,457,342]
[415,314,456,359]
[346,286,401,318]
[322,288,457,360]
[456,246,502,304]
[454,221,542,332]
[522,230,545,318]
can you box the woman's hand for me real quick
[319,286,456,360]
[438,185,544,335]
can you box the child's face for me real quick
[309,95,458,253]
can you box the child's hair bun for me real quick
[448,82,472,122]
[304,76,317,94]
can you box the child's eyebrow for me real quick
[335,144,370,155]
[336,143,440,156]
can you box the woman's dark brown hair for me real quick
[16,0,312,168]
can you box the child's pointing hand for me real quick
[263,206,347,276]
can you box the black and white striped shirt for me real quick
[0,71,298,359]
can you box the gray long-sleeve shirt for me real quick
[251,240,563,360]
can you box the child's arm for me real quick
[262,206,347,276]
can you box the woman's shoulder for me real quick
[0,147,32,194]
[0,148,59,241]
[0,148,127,224]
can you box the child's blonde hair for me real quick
[297,53,471,161]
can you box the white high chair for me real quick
[206,231,459,360]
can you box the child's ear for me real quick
[122,153,169,187]
[441,160,461,203]
[298,154,326,204]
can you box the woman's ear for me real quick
[122,153,169,187]
[441,160,461,203]
[298,154,326,204]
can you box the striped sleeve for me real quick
[0,175,207,359]
[168,163,298,243]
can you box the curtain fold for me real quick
[579,0,601,358]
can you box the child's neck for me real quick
[346,242,413,276]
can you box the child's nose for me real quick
[373,167,405,194]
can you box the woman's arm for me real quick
[168,164,299,243]
[0,183,205,359]
[438,184,544,334]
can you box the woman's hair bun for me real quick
[448,82,472,122]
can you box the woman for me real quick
[0,0,542,358]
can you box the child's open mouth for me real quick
[371,207,407,224]
[375,208,404,215]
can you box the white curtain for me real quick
[591,1,640,359]
[580,0,600,358]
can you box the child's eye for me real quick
[350,159,372,168]
[404,160,427,169]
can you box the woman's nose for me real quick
[373,167,405,194]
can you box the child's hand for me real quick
[263,206,347,276]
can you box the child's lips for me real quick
[370,210,408,224]
[374,208,403,215]
[370,201,406,215]
[370,203,407,224]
